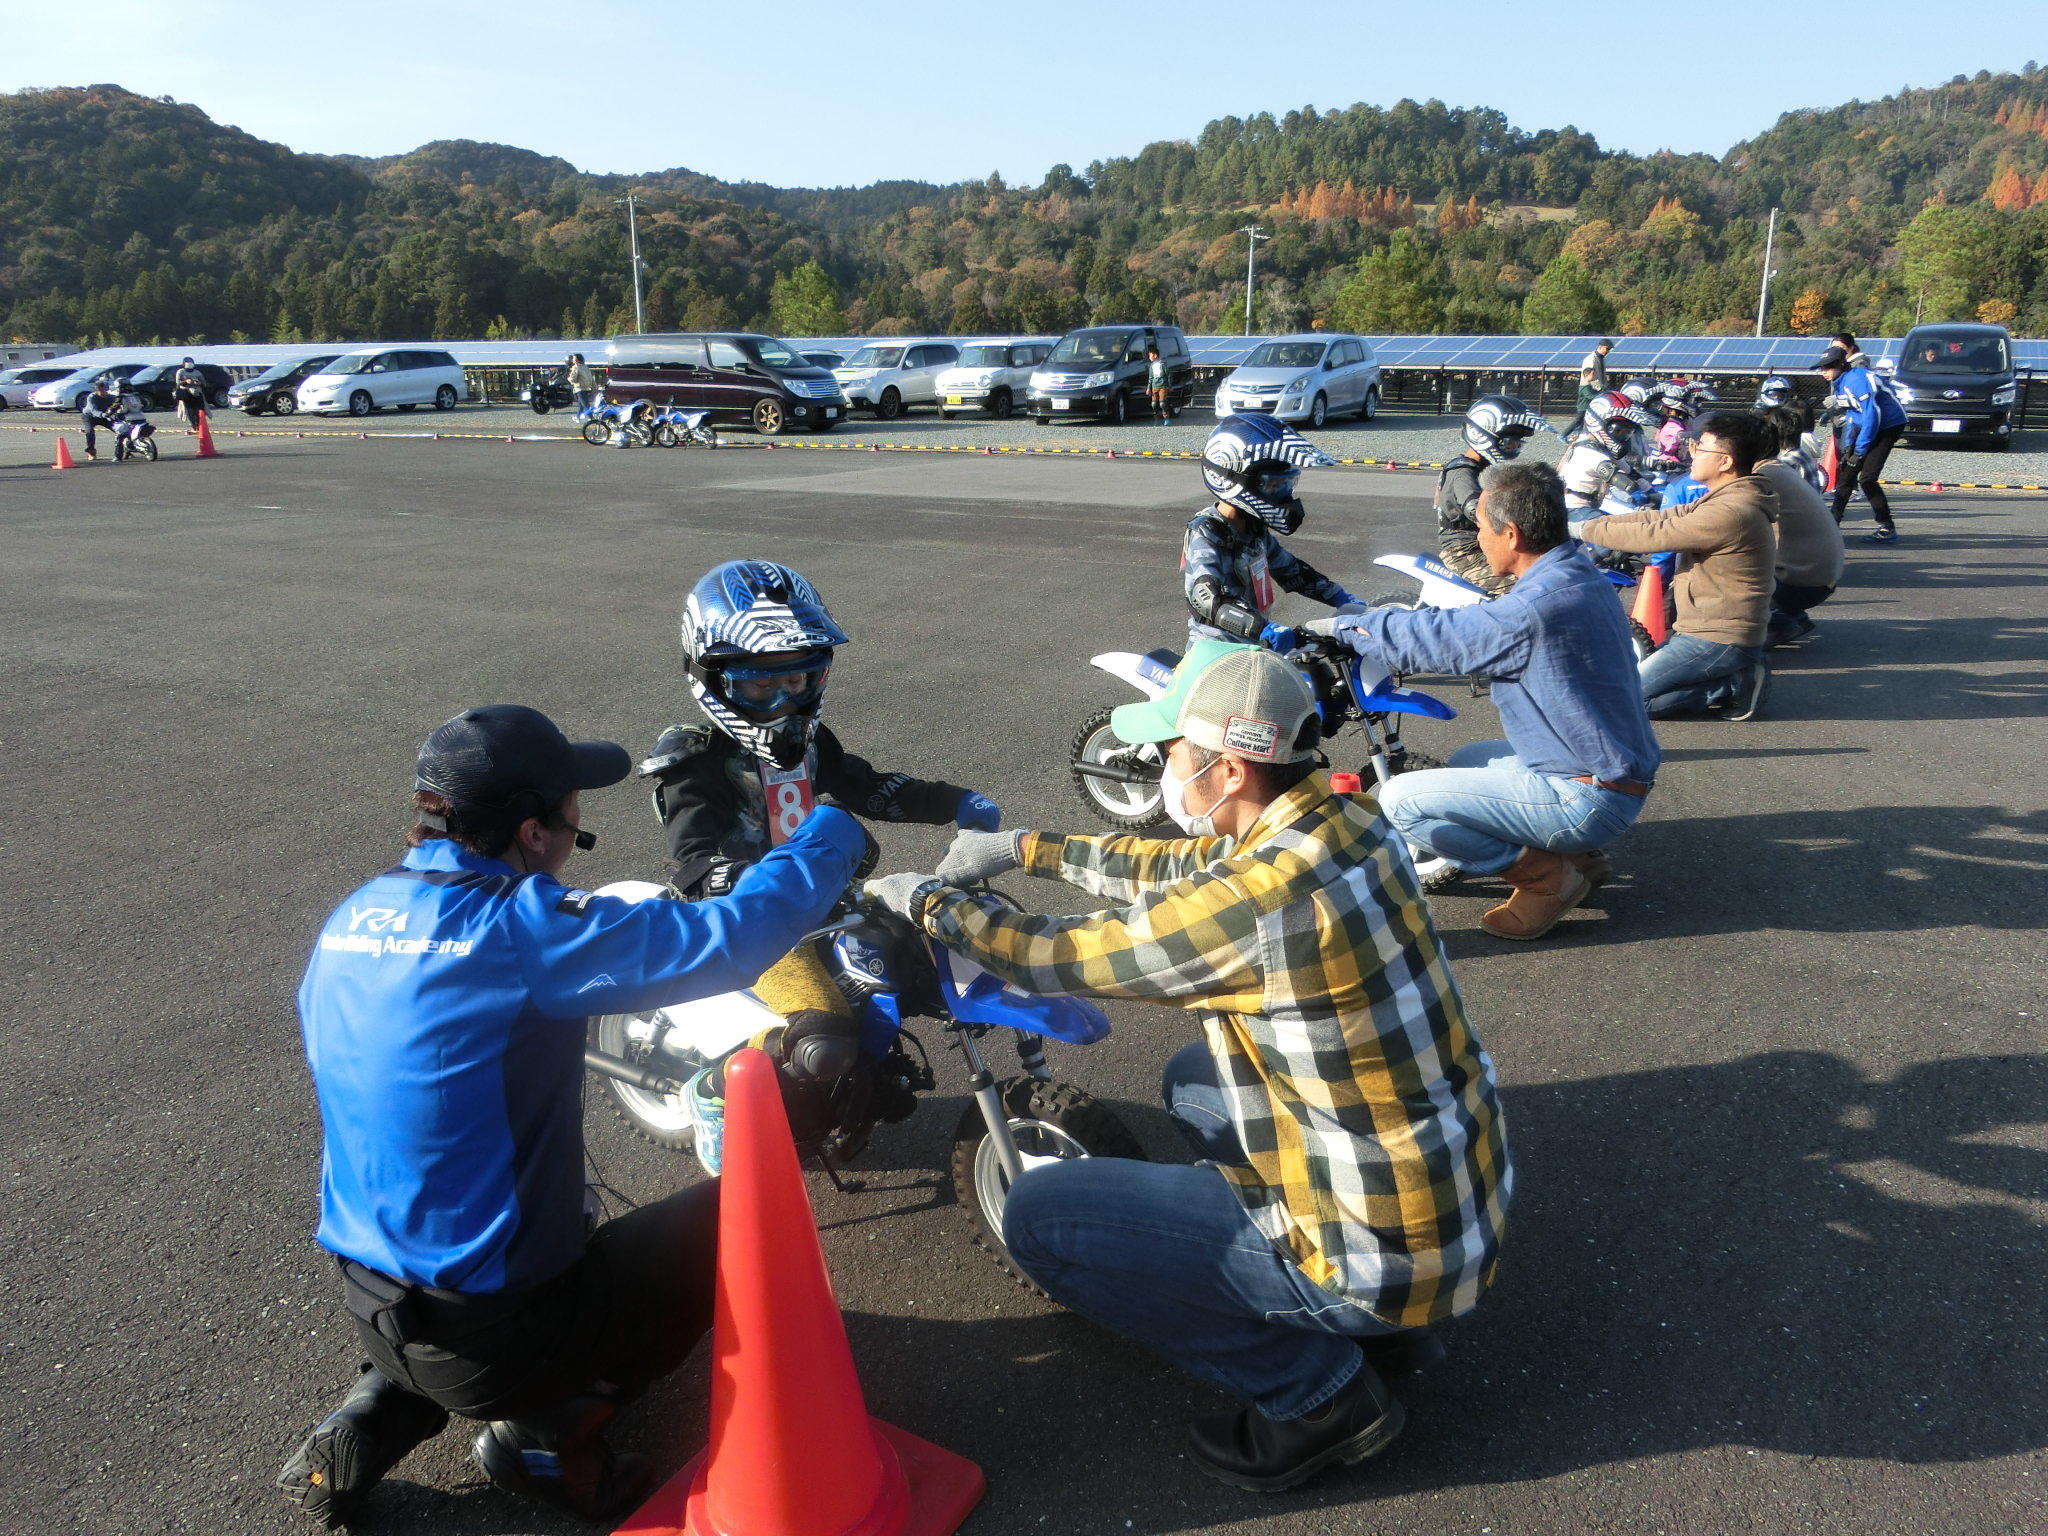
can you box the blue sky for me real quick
[8,2,2039,188]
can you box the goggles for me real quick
[1247,466,1301,502]
[717,656,831,720]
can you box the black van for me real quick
[602,333,847,436]
[1027,324,1193,425]
[1890,323,2019,449]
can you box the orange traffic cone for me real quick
[1821,436,1839,494]
[616,1048,984,1536]
[194,411,222,459]
[52,437,77,470]
[1631,562,1669,648]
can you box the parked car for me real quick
[127,362,235,413]
[833,340,961,420]
[0,364,80,410]
[601,332,845,435]
[296,349,466,416]
[801,350,846,371]
[935,339,1055,419]
[229,354,342,416]
[1027,325,1193,424]
[1215,334,1381,428]
[1885,323,2019,450]
[31,362,149,411]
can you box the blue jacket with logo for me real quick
[1835,366,1908,454]
[297,806,865,1294]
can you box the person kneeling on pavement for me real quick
[1756,404,1845,647]
[278,705,870,1527]
[866,643,1510,1495]
[1300,460,1661,941]
[1578,410,1779,721]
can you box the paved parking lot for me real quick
[2,430,2043,1534]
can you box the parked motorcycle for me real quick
[522,368,575,414]
[583,881,1140,1280]
[651,405,718,448]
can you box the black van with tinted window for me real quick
[1027,324,1192,425]
[1889,322,2019,449]
[602,333,846,436]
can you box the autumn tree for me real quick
[1787,285,1830,334]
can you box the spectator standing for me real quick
[1581,338,1614,393]
[566,353,596,414]
[1816,348,1908,543]
[1579,411,1778,721]
[172,356,208,433]
[1756,406,1845,646]
[1567,365,1599,437]
[1146,343,1171,425]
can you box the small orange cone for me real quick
[616,1049,984,1536]
[1931,480,1943,494]
[194,412,222,459]
[1631,562,1669,648]
[1385,458,1397,470]
[52,437,77,470]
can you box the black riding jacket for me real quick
[1434,455,1486,545]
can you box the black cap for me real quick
[1811,347,1848,371]
[415,705,630,820]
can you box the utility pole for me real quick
[1240,224,1268,336]
[614,193,646,333]
[1753,206,1779,337]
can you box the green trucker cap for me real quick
[1110,640,1319,764]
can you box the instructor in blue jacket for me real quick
[1817,345,1909,543]
[278,704,869,1526]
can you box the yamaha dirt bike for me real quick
[1367,545,1676,662]
[523,368,575,414]
[578,398,633,446]
[110,415,157,463]
[651,405,718,448]
[1069,636,1459,888]
[583,881,1140,1281]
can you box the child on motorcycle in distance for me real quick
[640,559,1001,1173]
[1184,413,1359,651]
[1558,390,1660,527]
[1436,394,1550,595]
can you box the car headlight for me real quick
[1992,383,2017,406]
[1287,375,1310,394]
[1030,372,1053,390]
[1086,371,1113,389]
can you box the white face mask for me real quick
[1161,755,1225,837]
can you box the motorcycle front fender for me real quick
[590,878,780,1061]
[1089,649,1178,698]
[1370,552,1488,610]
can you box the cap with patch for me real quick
[1110,641,1318,764]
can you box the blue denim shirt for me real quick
[1342,544,1661,784]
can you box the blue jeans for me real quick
[1375,740,1646,876]
[1637,633,1758,717]
[1001,1043,1400,1420]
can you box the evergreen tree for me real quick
[768,261,848,335]
[1520,252,1615,333]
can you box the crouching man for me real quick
[866,644,1510,1494]
[278,704,868,1526]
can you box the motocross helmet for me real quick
[1582,390,1658,455]
[1756,376,1794,408]
[1200,413,1336,534]
[680,560,849,768]
[1463,393,1549,464]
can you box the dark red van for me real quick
[601,333,847,435]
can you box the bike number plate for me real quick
[760,763,816,846]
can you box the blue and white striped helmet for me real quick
[681,560,848,766]
[1200,413,1336,534]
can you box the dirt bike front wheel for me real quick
[1070,705,1167,830]
[950,1076,1144,1292]
[652,423,682,447]
[581,421,609,446]
[588,1012,699,1150]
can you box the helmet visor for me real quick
[1247,465,1301,503]
[717,656,831,721]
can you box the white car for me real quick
[1215,334,1382,429]
[0,364,79,410]
[296,348,467,416]
[934,339,1055,419]
[31,362,150,411]
[832,340,961,420]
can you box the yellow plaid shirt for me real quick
[919,772,1510,1328]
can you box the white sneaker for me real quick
[684,1069,726,1177]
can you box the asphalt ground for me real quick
[2,429,2044,1536]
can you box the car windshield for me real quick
[256,357,334,383]
[323,355,375,376]
[845,346,903,368]
[958,346,1010,367]
[1245,342,1328,369]
[1903,336,2011,376]
[1047,332,1131,366]
[745,337,808,369]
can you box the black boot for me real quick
[472,1393,652,1523]
[1187,1360,1405,1493]
[277,1365,450,1527]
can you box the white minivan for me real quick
[934,338,1055,419]
[1215,334,1382,429]
[296,348,467,416]
[832,340,961,420]
[0,364,81,410]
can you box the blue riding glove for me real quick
[1258,621,1301,653]
[955,791,1002,831]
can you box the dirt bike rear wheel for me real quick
[1070,705,1167,830]
[581,420,609,445]
[652,423,682,447]
[589,1012,698,1150]
[951,1077,1144,1292]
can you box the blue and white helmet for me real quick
[681,560,849,767]
[1756,376,1794,407]
[1200,413,1336,535]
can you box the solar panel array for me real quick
[21,332,2046,377]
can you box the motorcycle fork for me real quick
[1353,714,1394,788]
[956,1028,1028,1187]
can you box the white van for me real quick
[0,364,82,410]
[296,348,467,416]
[1215,334,1382,428]
[935,338,1055,419]
[832,340,961,420]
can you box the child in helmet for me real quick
[1558,390,1660,526]
[641,559,1000,1172]
[1437,393,1550,594]
[1184,413,1357,649]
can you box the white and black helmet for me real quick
[1200,413,1336,535]
[1756,376,1794,408]
[1582,390,1658,455]
[1463,394,1549,464]
[680,560,849,768]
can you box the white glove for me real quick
[864,872,939,923]
[1299,615,1345,639]
[937,829,1024,886]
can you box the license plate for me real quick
[1932,419,1962,433]
[1051,399,1070,410]
[946,395,964,405]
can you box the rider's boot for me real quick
[1564,849,1614,888]
[1187,1358,1405,1493]
[277,1364,450,1527]
[1361,1326,1448,1378]
[472,1392,652,1523]
[1478,848,1591,941]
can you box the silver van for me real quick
[296,348,467,416]
[1215,334,1382,429]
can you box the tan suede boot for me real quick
[1565,849,1614,888]
[1479,849,1592,940]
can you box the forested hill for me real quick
[5,69,2046,350]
